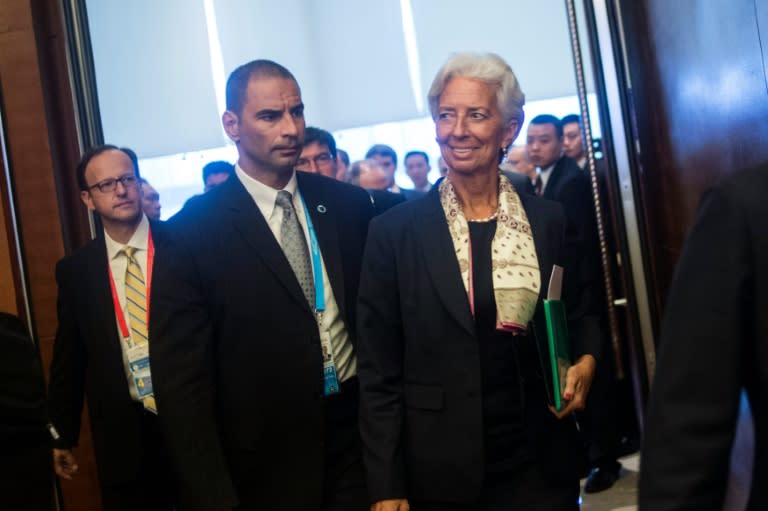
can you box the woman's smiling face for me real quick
[435,77,517,177]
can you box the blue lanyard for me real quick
[299,195,325,313]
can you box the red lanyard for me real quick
[107,229,155,339]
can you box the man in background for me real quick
[336,148,350,181]
[437,156,449,177]
[527,114,620,492]
[202,160,234,192]
[140,178,162,220]
[561,114,587,170]
[504,145,537,183]
[404,150,432,192]
[365,144,424,200]
[48,145,175,510]
[296,126,339,179]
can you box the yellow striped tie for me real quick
[123,247,156,413]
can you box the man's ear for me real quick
[80,190,95,211]
[222,110,240,142]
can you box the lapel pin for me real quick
[317,205,327,213]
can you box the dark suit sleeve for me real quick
[150,227,238,511]
[559,173,603,361]
[47,258,87,449]
[639,186,748,510]
[357,217,407,502]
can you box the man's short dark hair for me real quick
[202,161,235,184]
[225,60,297,116]
[304,127,337,159]
[76,144,140,191]
[561,114,581,127]
[365,144,398,167]
[404,151,429,166]
[529,114,563,138]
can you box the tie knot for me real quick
[123,246,137,259]
[275,190,293,210]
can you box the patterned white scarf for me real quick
[439,171,541,333]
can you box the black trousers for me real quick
[322,377,368,511]
[412,461,580,511]
[100,405,177,511]
[580,337,621,469]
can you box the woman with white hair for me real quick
[357,52,601,510]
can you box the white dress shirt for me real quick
[235,164,356,382]
[538,161,557,193]
[104,213,151,401]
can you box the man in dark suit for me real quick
[527,114,621,492]
[403,151,432,193]
[526,115,595,232]
[47,145,175,510]
[296,127,405,218]
[296,126,343,180]
[1,312,52,510]
[639,165,768,510]
[150,60,374,511]
[561,114,587,171]
[365,144,425,200]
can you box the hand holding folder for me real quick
[544,265,597,417]
[544,265,571,411]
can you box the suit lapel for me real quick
[297,173,346,318]
[542,157,565,200]
[224,177,313,313]
[416,190,475,337]
[87,239,128,363]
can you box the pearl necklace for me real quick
[467,211,498,223]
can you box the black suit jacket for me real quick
[639,166,768,510]
[356,176,601,503]
[542,156,597,245]
[150,172,374,511]
[47,220,170,485]
[399,188,426,201]
[1,313,52,510]
[542,156,606,340]
[368,189,406,216]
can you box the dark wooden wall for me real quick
[1,0,97,509]
[617,0,768,325]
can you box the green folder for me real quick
[544,265,571,411]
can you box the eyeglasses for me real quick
[296,153,334,169]
[87,174,138,193]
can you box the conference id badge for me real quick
[320,328,340,396]
[126,344,153,398]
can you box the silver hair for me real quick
[427,52,525,135]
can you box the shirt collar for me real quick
[105,214,150,261]
[539,161,556,177]
[235,163,298,219]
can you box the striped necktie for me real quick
[123,246,156,413]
